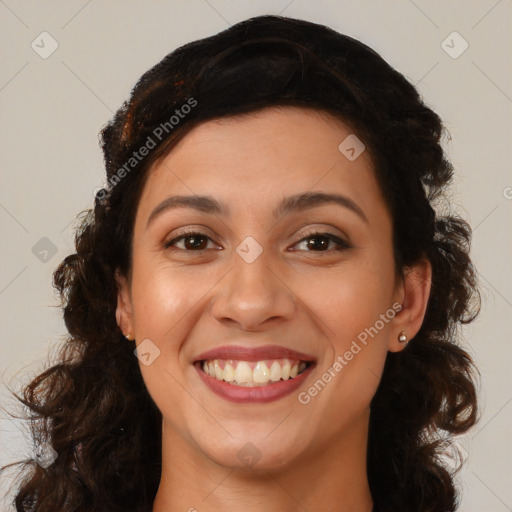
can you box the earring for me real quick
[125,333,133,341]
[398,331,408,344]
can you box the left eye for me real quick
[164,230,349,252]
[293,231,350,252]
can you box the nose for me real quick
[211,245,296,332]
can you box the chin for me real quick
[197,433,305,471]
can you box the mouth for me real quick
[193,345,316,402]
[196,358,313,386]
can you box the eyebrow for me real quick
[146,191,368,228]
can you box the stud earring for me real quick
[398,331,408,344]
[125,333,133,341]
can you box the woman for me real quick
[2,14,480,512]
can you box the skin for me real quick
[115,106,432,512]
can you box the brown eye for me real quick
[292,231,351,252]
[164,231,215,251]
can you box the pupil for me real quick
[185,235,206,250]
[307,236,328,251]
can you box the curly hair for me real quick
[2,14,480,512]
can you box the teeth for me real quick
[201,358,309,385]
[223,362,235,382]
[252,361,270,383]
[234,361,252,383]
[214,360,223,380]
[281,361,291,380]
[270,361,282,381]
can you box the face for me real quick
[116,106,430,471]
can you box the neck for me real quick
[152,413,374,512]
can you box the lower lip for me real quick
[195,362,315,403]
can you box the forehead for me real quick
[135,106,387,227]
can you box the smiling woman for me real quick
[2,14,480,512]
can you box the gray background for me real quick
[1,1,511,510]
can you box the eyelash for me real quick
[163,229,351,253]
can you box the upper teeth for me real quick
[202,359,308,386]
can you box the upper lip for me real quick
[194,344,317,363]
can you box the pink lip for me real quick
[195,362,315,403]
[194,344,316,363]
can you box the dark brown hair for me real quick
[2,14,480,512]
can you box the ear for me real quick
[388,257,432,353]
[114,269,134,339]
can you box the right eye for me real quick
[163,231,219,252]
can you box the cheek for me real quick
[294,250,395,408]
[130,257,210,339]
[332,259,395,391]
[293,250,395,337]
[129,262,201,414]
[129,257,223,390]
[128,267,193,394]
